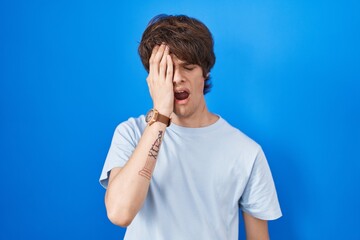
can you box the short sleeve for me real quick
[239,148,282,220]
[99,121,138,189]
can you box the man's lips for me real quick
[174,90,190,101]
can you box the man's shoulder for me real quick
[219,117,261,152]
[117,114,145,126]
[114,115,146,137]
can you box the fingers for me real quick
[154,43,167,64]
[165,54,173,83]
[149,44,165,75]
[149,43,171,82]
[159,45,170,81]
[146,44,174,116]
[149,45,160,77]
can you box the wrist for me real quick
[146,108,171,127]
[153,107,172,117]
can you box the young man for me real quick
[100,14,282,239]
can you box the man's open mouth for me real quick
[174,90,190,101]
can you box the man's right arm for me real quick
[104,43,174,227]
[105,121,167,227]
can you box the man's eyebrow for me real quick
[179,62,195,66]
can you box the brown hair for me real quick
[138,14,216,94]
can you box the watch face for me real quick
[145,109,154,123]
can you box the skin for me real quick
[170,54,218,127]
[243,212,270,240]
[104,43,270,239]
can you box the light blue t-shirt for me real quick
[100,115,282,239]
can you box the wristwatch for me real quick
[145,109,171,127]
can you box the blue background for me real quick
[1,0,359,239]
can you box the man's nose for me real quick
[172,68,185,84]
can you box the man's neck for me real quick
[171,104,219,128]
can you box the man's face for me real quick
[171,55,206,119]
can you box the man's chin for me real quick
[173,107,190,119]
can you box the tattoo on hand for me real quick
[139,131,163,180]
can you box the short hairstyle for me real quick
[138,14,216,94]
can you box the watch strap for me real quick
[156,112,171,127]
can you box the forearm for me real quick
[105,122,166,226]
[243,212,270,240]
[105,43,173,227]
